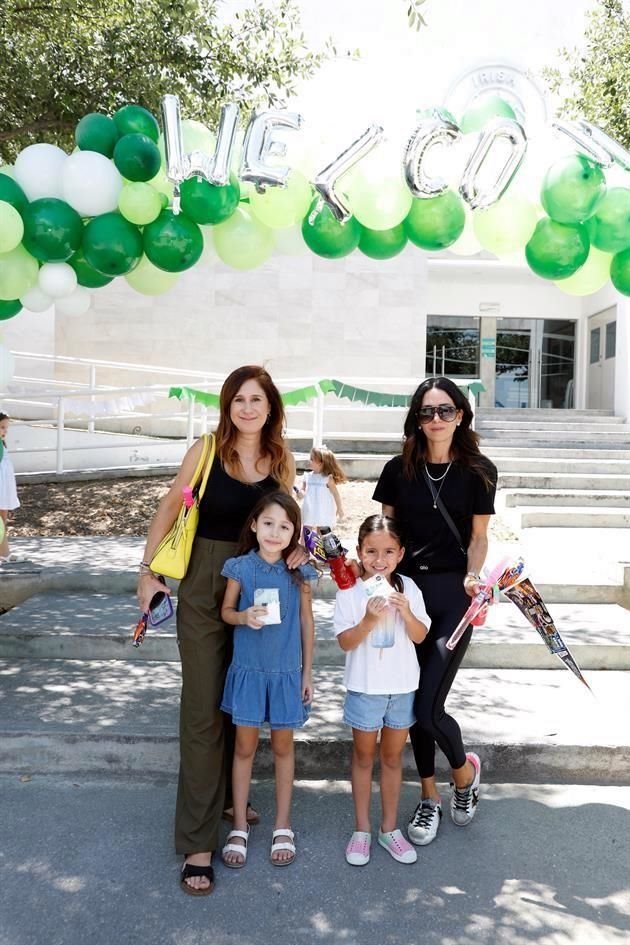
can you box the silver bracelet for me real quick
[465,571,480,580]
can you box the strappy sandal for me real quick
[221,827,250,869]
[222,801,260,826]
[270,828,296,867]
[180,860,215,896]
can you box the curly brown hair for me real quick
[401,377,494,488]
[310,447,347,483]
[215,365,293,490]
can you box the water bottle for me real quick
[320,527,356,590]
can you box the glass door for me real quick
[495,319,576,408]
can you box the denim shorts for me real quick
[343,690,416,732]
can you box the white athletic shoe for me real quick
[450,752,481,826]
[407,798,442,846]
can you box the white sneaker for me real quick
[407,798,442,846]
[450,752,481,826]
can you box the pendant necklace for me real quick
[424,460,452,509]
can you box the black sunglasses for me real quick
[417,404,458,423]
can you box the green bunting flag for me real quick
[168,379,485,409]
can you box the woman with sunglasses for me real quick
[373,376,496,848]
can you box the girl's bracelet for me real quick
[465,571,480,582]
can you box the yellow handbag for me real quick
[150,433,216,580]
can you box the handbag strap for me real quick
[196,433,216,501]
[421,465,466,557]
[188,434,210,491]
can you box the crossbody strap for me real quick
[421,465,467,558]
[197,433,216,501]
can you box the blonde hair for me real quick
[310,447,347,483]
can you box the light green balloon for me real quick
[213,207,274,270]
[554,248,611,296]
[249,171,313,229]
[118,182,162,225]
[461,96,517,134]
[158,120,215,164]
[147,166,174,202]
[0,244,39,301]
[473,195,538,256]
[0,201,24,253]
[0,165,15,178]
[346,173,413,231]
[125,254,180,295]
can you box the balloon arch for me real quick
[0,94,629,324]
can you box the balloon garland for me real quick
[0,97,629,324]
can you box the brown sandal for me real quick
[222,802,260,826]
[180,861,215,896]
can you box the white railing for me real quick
[2,351,479,475]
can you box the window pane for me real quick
[426,316,480,377]
[605,321,616,359]
[590,328,600,364]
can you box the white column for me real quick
[614,296,630,419]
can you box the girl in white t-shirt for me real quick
[334,515,430,867]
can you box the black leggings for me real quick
[409,571,472,779]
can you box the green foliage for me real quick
[543,0,630,149]
[404,0,428,31]
[0,0,327,161]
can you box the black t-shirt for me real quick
[197,461,278,542]
[372,455,497,574]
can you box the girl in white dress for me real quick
[299,446,346,530]
[0,413,20,560]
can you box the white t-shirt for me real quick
[333,575,430,695]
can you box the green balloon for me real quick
[83,212,143,276]
[0,174,28,213]
[587,187,630,254]
[118,182,162,225]
[404,191,465,250]
[113,105,160,143]
[0,298,22,319]
[21,198,83,262]
[125,254,180,295]
[610,247,630,296]
[525,218,590,280]
[554,248,611,296]
[358,224,407,259]
[250,171,313,229]
[68,247,113,288]
[541,155,606,224]
[143,210,203,272]
[0,201,24,253]
[417,106,458,125]
[113,134,161,182]
[75,113,120,157]
[0,244,39,300]
[460,96,516,134]
[301,199,361,259]
[213,207,274,269]
[180,175,240,225]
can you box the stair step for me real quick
[1,659,627,781]
[3,596,630,669]
[499,473,630,490]
[478,409,615,418]
[485,447,630,459]
[494,459,630,474]
[477,421,627,432]
[518,506,630,528]
[504,490,630,508]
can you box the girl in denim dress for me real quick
[220,492,316,869]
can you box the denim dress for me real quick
[220,550,317,730]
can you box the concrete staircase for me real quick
[478,409,630,528]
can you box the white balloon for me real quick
[38,262,78,299]
[20,286,54,313]
[62,150,123,217]
[0,345,15,389]
[55,286,92,317]
[14,143,68,200]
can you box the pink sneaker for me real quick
[378,828,417,864]
[346,830,371,866]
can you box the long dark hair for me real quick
[401,377,494,488]
[236,491,305,584]
[215,365,293,490]
[357,514,404,592]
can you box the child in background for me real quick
[0,413,20,562]
[300,446,346,531]
[334,515,430,867]
[220,492,317,869]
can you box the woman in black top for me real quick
[373,376,496,847]
[138,365,303,895]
